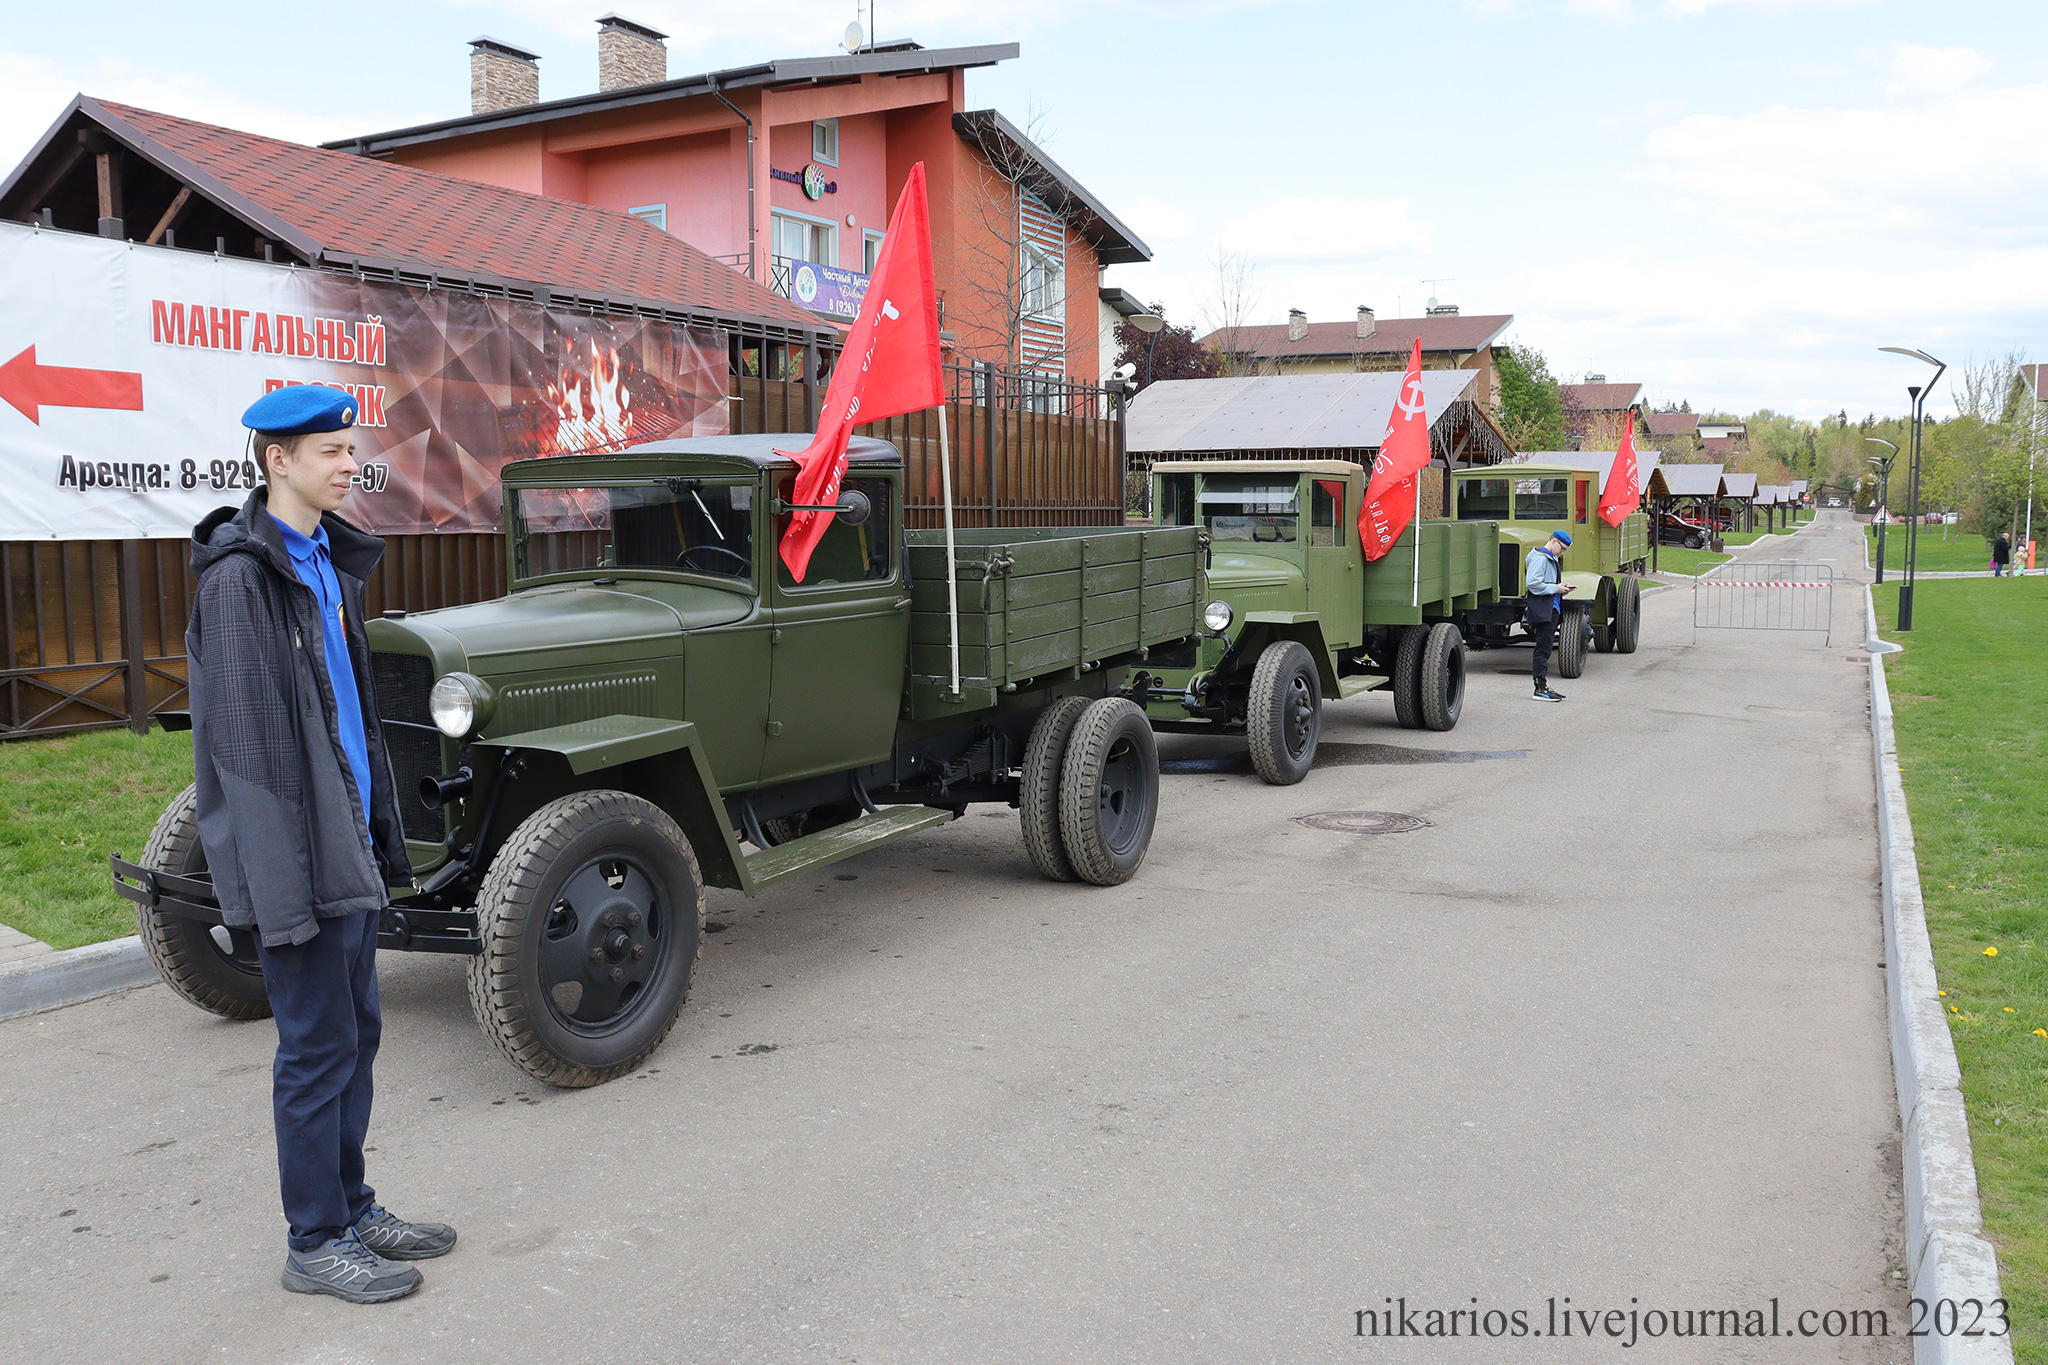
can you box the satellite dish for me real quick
[1426,296,1438,311]
[843,21,865,52]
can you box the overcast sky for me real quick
[4,0,2041,419]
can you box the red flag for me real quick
[1358,339,1431,561]
[1599,418,1641,527]
[777,162,944,581]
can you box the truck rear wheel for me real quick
[135,783,272,1021]
[1616,577,1642,653]
[1593,583,1616,653]
[1247,640,1321,785]
[467,791,704,1088]
[1392,624,1428,730]
[1419,623,1466,732]
[1020,696,1094,881]
[1556,604,1590,679]
[1057,698,1158,886]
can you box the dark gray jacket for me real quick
[187,489,412,948]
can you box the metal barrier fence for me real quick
[1692,561,1834,645]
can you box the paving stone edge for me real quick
[0,934,157,1023]
[1866,584,2012,1365]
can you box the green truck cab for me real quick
[115,435,1203,1086]
[1130,460,1500,785]
[1446,463,1649,675]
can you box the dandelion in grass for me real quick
[1984,947,1999,957]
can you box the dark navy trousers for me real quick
[257,909,381,1251]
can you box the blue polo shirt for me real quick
[272,515,374,831]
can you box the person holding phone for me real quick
[1525,529,1575,702]
[187,385,455,1302]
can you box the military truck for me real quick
[1129,460,1500,785]
[113,435,1202,1087]
[1445,463,1650,675]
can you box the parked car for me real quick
[1657,512,1713,549]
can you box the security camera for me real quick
[1112,362,1137,383]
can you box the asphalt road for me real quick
[0,511,1907,1363]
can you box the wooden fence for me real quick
[4,362,1123,738]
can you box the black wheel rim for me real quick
[1096,733,1152,855]
[204,924,264,977]
[1442,648,1465,713]
[537,852,675,1036]
[1284,670,1317,759]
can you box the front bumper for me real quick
[110,855,480,955]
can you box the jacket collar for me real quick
[192,486,385,584]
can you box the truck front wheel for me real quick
[1247,640,1321,785]
[136,783,271,1021]
[1020,696,1094,881]
[1556,604,1590,679]
[1419,623,1466,732]
[1392,624,1428,729]
[467,791,704,1088]
[1057,699,1159,886]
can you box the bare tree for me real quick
[1196,246,1264,377]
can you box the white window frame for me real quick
[627,203,667,232]
[812,119,839,167]
[1021,241,1063,319]
[770,208,839,267]
[863,230,885,275]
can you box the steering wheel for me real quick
[678,544,750,577]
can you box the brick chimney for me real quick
[470,37,540,114]
[1287,309,1308,343]
[1355,305,1376,340]
[597,14,667,91]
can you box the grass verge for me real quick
[1876,577,2048,1363]
[1650,547,1732,575]
[1867,526,2001,573]
[0,727,194,950]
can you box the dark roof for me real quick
[327,43,1020,155]
[1646,412,1698,436]
[1198,314,1512,360]
[952,110,1150,264]
[6,96,828,335]
[1100,287,1149,318]
[1561,382,1642,412]
[509,435,901,477]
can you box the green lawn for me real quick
[1868,525,2003,573]
[1876,578,2048,1363]
[0,727,195,950]
[1649,546,1732,575]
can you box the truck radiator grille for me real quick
[495,673,660,733]
[371,652,446,844]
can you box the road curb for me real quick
[1867,586,2011,1365]
[0,934,158,1023]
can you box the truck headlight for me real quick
[428,672,495,738]
[1203,600,1234,633]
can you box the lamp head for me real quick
[1879,346,1944,368]
[1128,313,1167,334]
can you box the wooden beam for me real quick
[96,152,114,219]
[144,186,191,245]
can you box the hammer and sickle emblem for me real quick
[1395,376,1426,419]
[881,300,901,320]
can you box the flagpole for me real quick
[1410,468,1423,608]
[937,404,961,697]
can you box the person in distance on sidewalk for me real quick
[1525,529,1575,702]
[186,386,456,1303]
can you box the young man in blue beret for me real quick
[186,385,456,1303]
[1525,529,1575,703]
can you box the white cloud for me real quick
[0,49,436,170]
[1121,196,1192,244]
[1219,197,1433,263]
[1881,44,1992,100]
[1564,0,1634,19]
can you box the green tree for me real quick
[1495,343,1566,452]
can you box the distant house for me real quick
[1645,411,1700,460]
[1560,377,1644,451]
[1197,307,1513,411]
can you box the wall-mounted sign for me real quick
[788,259,869,322]
[770,164,837,197]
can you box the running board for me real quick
[1336,674,1386,699]
[742,805,958,890]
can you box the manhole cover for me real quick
[1295,810,1431,835]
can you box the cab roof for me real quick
[1457,463,1592,479]
[1152,458,1362,478]
[501,434,904,482]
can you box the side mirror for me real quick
[834,489,873,526]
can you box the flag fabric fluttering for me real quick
[1599,417,1642,528]
[1357,338,1432,562]
[776,162,944,581]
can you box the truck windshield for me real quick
[1457,478,1511,520]
[1514,478,1569,520]
[512,481,755,587]
[1200,475,1298,544]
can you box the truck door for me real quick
[762,472,909,787]
[1307,474,1362,649]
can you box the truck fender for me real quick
[472,716,748,892]
[1231,613,1340,700]
[1558,571,1605,621]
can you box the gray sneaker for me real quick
[281,1232,422,1303]
[353,1204,458,1261]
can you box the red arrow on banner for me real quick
[0,345,145,424]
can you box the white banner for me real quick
[0,221,729,540]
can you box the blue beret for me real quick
[1552,529,1573,545]
[242,385,357,435]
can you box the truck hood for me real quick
[378,582,750,672]
[1206,550,1304,593]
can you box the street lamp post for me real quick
[1128,312,1167,391]
[1878,347,1947,630]
[1865,439,1897,584]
